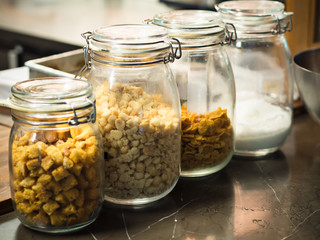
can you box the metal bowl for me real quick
[294,48,320,124]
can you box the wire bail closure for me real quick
[164,38,182,63]
[223,23,237,45]
[68,98,96,126]
[75,30,181,79]
[272,12,293,34]
[176,23,237,49]
[75,32,92,79]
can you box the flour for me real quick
[235,95,292,153]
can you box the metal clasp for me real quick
[223,23,237,45]
[272,13,293,34]
[68,98,96,125]
[75,32,92,79]
[164,38,182,64]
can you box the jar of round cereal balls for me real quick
[146,10,236,177]
[7,78,104,233]
[78,24,181,205]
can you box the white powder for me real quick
[235,96,292,153]
[227,50,293,155]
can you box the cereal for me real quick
[96,82,180,200]
[180,105,233,172]
[11,124,103,227]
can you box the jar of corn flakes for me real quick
[146,10,236,177]
[78,24,181,205]
[216,1,294,157]
[7,78,104,233]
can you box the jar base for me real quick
[180,151,233,178]
[234,147,279,158]
[104,178,179,205]
[19,218,96,234]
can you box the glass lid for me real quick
[152,10,224,30]
[149,10,225,41]
[216,1,285,17]
[10,78,94,112]
[215,0,291,34]
[92,24,169,44]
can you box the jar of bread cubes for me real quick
[78,24,181,205]
[8,78,104,233]
[146,10,236,177]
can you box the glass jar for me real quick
[216,1,294,157]
[78,24,181,205]
[146,10,236,177]
[7,78,104,233]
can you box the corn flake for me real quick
[181,105,233,171]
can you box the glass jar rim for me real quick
[146,10,228,48]
[81,24,179,66]
[152,10,224,30]
[216,1,285,18]
[10,78,94,112]
[149,10,225,37]
[216,1,292,35]
[92,24,169,44]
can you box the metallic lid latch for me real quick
[68,98,96,125]
[164,38,182,64]
[272,13,293,35]
[75,32,92,79]
[223,23,237,45]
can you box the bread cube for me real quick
[12,146,28,163]
[16,161,27,178]
[35,141,48,157]
[36,191,52,203]
[20,177,35,188]
[63,156,74,169]
[55,193,68,206]
[61,175,78,191]
[52,166,70,182]
[63,188,79,202]
[70,124,94,140]
[69,149,82,163]
[26,159,40,171]
[86,188,100,200]
[14,191,25,203]
[32,182,45,193]
[77,175,89,189]
[50,211,67,226]
[41,156,54,171]
[23,188,35,201]
[27,144,40,159]
[62,204,77,216]
[46,180,62,195]
[37,174,52,185]
[42,200,60,216]
[46,145,63,165]
[75,190,85,207]
[17,202,34,214]
[32,210,49,226]
[29,168,44,178]
[69,163,83,177]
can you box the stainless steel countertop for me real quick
[0,0,174,47]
